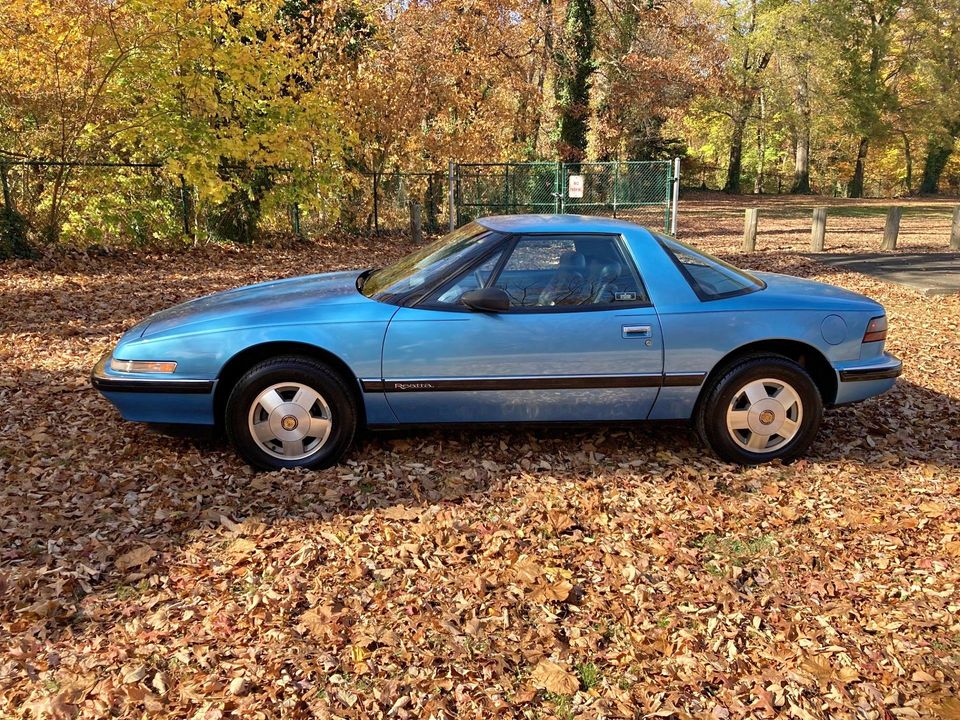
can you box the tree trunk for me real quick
[900,131,912,195]
[555,0,595,162]
[0,162,11,212]
[848,137,869,198]
[522,0,553,157]
[753,91,766,194]
[723,100,752,194]
[513,0,552,156]
[918,123,959,194]
[790,73,811,193]
[46,164,70,242]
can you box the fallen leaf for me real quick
[115,545,156,571]
[226,538,257,555]
[530,659,579,695]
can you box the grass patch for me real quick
[115,579,151,600]
[542,691,574,719]
[576,661,600,690]
[694,533,778,574]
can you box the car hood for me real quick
[752,271,882,311]
[138,270,370,338]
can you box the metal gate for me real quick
[453,159,679,233]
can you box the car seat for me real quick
[538,251,587,306]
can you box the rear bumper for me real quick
[834,352,902,405]
[91,351,217,424]
[838,353,903,382]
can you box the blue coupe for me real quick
[92,215,901,470]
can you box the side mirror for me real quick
[461,287,510,313]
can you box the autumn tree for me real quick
[821,0,914,197]
[554,0,596,162]
[115,0,356,241]
[715,0,782,194]
[769,0,822,193]
[0,0,149,239]
[592,0,720,161]
[916,0,960,193]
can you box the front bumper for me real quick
[91,350,214,394]
[91,350,217,425]
[834,352,902,405]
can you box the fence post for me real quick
[372,172,380,235]
[742,208,758,251]
[810,207,827,252]
[291,203,302,237]
[612,162,619,219]
[179,176,193,240]
[882,206,901,250]
[556,161,563,214]
[0,159,11,212]
[448,160,456,231]
[951,206,960,250]
[670,157,681,235]
[410,201,422,245]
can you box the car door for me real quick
[379,233,664,423]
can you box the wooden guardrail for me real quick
[810,207,827,251]
[739,204,960,252]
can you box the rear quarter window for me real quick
[655,234,765,301]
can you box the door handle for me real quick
[622,324,652,339]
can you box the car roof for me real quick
[474,214,655,235]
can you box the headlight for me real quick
[109,359,178,374]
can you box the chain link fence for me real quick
[561,161,674,230]
[369,170,448,234]
[455,162,560,221]
[0,157,679,253]
[0,159,452,245]
[1,161,185,247]
[455,160,677,232]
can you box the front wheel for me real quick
[696,356,823,465]
[225,356,358,471]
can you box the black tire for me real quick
[695,355,822,465]
[225,356,358,471]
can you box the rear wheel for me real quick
[225,356,357,471]
[696,356,822,465]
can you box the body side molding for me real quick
[360,372,705,393]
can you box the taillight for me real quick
[863,315,887,343]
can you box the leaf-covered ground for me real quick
[2,195,959,719]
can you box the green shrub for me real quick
[206,168,274,244]
[0,207,33,259]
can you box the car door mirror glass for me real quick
[461,287,510,313]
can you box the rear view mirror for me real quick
[461,287,510,313]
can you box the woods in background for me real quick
[0,0,958,249]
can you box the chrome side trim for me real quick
[360,372,706,393]
[663,372,707,387]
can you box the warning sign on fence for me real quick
[567,174,584,198]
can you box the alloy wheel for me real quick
[247,382,333,460]
[725,377,803,454]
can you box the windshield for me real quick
[655,233,765,300]
[360,222,502,303]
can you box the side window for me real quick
[493,235,648,309]
[656,234,764,300]
[423,251,504,306]
[494,237,579,307]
